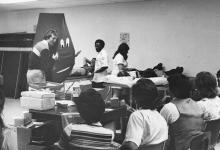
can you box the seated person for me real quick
[70,57,96,77]
[57,89,120,150]
[0,86,18,150]
[160,74,204,150]
[120,78,168,150]
[195,71,220,120]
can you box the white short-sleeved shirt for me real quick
[111,53,128,76]
[160,103,180,124]
[93,49,108,82]
[197,96,220,120]
[124,109,168,147]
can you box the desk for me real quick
[65,75,93,82]
[29,105,127,141]
[104,82,168,108]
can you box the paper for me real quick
[55,100,75,106]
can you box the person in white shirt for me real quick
[112,43,136,77]
[121,78,168,150]
[111,43,137,105]
[112,43,129,76]
[92,39,108,88]
[160,74,204,150]
[195,71,220,120]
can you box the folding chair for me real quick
[205,118,220,150]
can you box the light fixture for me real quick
[0,0,37,4]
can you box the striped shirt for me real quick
[58,122,119,150]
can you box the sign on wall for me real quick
[120,32,130,44]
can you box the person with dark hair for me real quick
[92,39,109,88]
[121,79,168,150]
[27,29,58,85]
[57,89,120,149]
[0,87,17,150]
[160,74,204,150]
[112,43,136,77]
[196,71,220,120]
[112,43,129,76]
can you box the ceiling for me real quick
[0,0,146,12]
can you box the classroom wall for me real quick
[0,0,220,76]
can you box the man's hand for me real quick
[52,52,59,60]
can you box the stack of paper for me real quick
[20,91,55,110]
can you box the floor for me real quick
[3,98,220,150]
[3,98,27,126]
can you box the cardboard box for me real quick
[17,127,31,150]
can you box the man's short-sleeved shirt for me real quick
[124,109,168,147]
[93,49,108,82]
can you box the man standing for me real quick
[92,39,108,88]
[27,29,58,85]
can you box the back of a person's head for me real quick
[195,71,218,98]
[132,78,158,110]
[43,29,58,40]
[75,89,105,124]
[168,74,192,99]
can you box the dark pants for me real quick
[92,82,105,88]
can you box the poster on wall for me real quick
[34,13,75,83]
[120,32,130,45]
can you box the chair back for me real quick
[190,132,210,150]
[138,142,165,150]
[205,118,220,149]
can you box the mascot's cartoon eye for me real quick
[60,39,65,48]
[66,37,70,47]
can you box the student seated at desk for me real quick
[160,74,204,150]
[120,79,168,150]
[56,89,120,150]
[195,71,220,120]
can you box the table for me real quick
[29,105,127,142]
[104,82,168,108]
